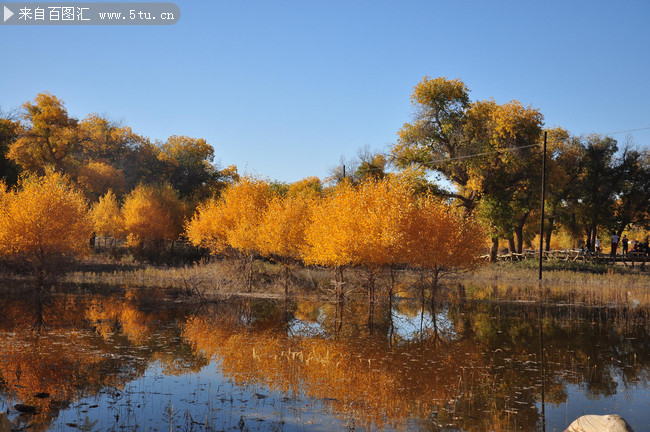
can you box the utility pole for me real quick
[538,131,547,280]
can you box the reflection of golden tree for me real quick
[86,296,151,343]
[182,314,487,430]
[0,291,203,429]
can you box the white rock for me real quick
[564,414,633,432]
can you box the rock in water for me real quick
[565,415,633,432]
[0,412,12,432]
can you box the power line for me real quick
[423,126,650,166]
[427,143,543,165]
[603,126,650,135]
[348,126,650,171]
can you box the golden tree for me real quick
[90,189,125,247]
[7,93,80,174]
[0,171,91,281]
[407,195,484,307]
[257,190,317,294]
[186,176,272,290]
[185,199,228,254]
[303,180,361,288]
[304,177,419,308]
[122,183,185,253]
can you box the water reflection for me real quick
[0,285,647,431]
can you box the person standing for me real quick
[595,236,601,254]
[610,233,620,256]
[621,235,629,255]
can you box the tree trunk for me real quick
[544,217,555,252]
[514,211,530,254]
[367,269,375,331]
[246,254,253,293]
[284,263,290,298]
[508,236,516,255]
[490,237,499,262]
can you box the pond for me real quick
[0,285,648,431]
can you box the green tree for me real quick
[610,145,650,236]
[391,77,544,259]
[158,135,216,199]
[572,135,618,249]
[0,118,20,186]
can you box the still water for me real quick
[0,285,647,431]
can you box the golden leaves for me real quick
[122,184,186,247]
[0,170,91,262]
[187,176,485,273]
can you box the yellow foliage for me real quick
[407,196,485,272]
[0,171,91,268]
[185,199,228,253]
[185,177,272,256]
[76,160,126,199]
[8,93,81,173]
[303,181,361,268]
[122,183,185,247]
[258,192,315,261]
[90,189,125,240]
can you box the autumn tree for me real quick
[90,189,125,247]
[0,171,91,282]
[303,180,360,289]
[186,177,272,290]
[407,195,484,309]
[8,93,81,174]
[122,183,186,255]
[391,77,544,260]
[257,180,321,294]
[77,160,127,200]
[391,77,474,207]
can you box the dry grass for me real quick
[453,261,650,307]
[64,258,333,298]
[59,256,650,308]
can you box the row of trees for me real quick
[390,77,650,259]
[0,170,483,292]
[185,176,484,299]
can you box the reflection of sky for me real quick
[542,377,649,432]
[391,302,456,341]
[11,362,352,432]
[289,319,325,337]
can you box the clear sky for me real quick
[1,0,649,182]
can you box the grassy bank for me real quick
[454,260,650,307]
[4,255,648,307]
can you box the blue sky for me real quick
[1,0,649,182]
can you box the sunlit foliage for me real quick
[186,176,272,256]
[90,189,125,243]
[408,195,485,272]
[76,160,126,200]
[0,170,91,278]
[258,189,316,262]
[122,183,185,248]
[7,93,80,173]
